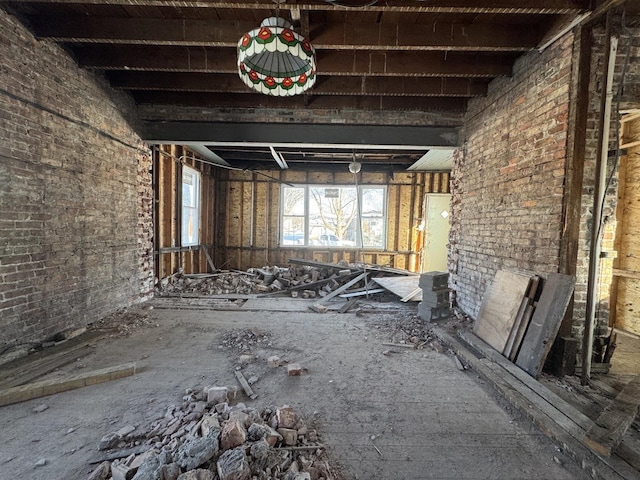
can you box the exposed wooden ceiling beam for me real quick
[28,16,540,51]
[3,0,590,15]
[108,71,488,97]
[133,91,468,111]
[76,45,516,78]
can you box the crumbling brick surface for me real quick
[0,9,153,346]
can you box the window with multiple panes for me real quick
[181,166,201,246]
[281,185,386,248]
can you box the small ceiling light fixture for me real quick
[237,16,317,96]
[348,161,362,174]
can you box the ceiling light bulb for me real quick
[348,161,361,174]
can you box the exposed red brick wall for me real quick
[0,10,153,346]
[450,35,574,319]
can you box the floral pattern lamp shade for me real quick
[238,17,317,96]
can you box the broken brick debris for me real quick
[155,260,414,306]
[287,364,303,376]
[88,389,335,480]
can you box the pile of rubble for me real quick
[88,386,340,480]
[88,309,158,337]
[155,261,400,302]
[219,329,272,354]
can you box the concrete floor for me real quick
[0,300,585,479]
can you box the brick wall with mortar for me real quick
[449,34,574,319]
[572,16,640,342]
[0,9,153,346]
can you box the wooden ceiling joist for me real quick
[4,0,590,15]
[108,71,489,97]
[28,16,541,51]
[76,45,516,78]
[133,91,469,111]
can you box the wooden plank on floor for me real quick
[503,275,540,359]
[584,376,640,457]
[515,273,575,378]
[0,345,94,390]
[432,328,631,480]
[0,363,137,407]
[473,270,532,353]
[372,276,422,301]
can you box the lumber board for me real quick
[515,273,575,378]
[458,331,594,430]
[584,376,640,457]
[0,363,137,407]
[473,270,532,353]
[507,304,535,361]
[0,345,94,390]
[433,328,634,480]
[315,272,367,305]
[235,370,257,400]
[372,276,422,301]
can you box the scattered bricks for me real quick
[87,461,111,480]
[99,432,120,450]
[174,429,221,471]
[32,404,49,413]
[287,363,302,376]
[117,425,136,438]
[277,427,298,446]
[217,448,251,480]
[221,419,247,450]
[159,464,180,480]
[206,386,229,405]
[176,469,214,480]
[267,356,281,368]
[276,406,299,429]
[200,413,220,437]
[238,355,253,366]
[111,462,137,480]
[247,423,282,447]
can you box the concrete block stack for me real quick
[418,271,450,322]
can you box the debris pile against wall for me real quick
[156,264,363,299]
[89,390,340,480]
[155,260,417,305]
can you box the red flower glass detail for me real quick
[249,70,259,82]
[265,76,276,88]
[298,73,307,85]
[281,29,295,43]
[282,77,293,89]
[240,34,251,48]
[258,27,272,41]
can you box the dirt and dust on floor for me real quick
[0,262,590,480]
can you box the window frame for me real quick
[280,184,387,249]
[181,165,201,247]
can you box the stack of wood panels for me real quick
[473,269,576,378]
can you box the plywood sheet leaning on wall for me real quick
[515,273,576,378]
[473,270,533,353]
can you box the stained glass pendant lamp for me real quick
[237,16,317,96]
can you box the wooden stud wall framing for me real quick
[211,168,450,272]
[153,145,216,279]
[611,113,640,336]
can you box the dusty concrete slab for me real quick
[0,304,583,479]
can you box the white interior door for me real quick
[422,193,451,272]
